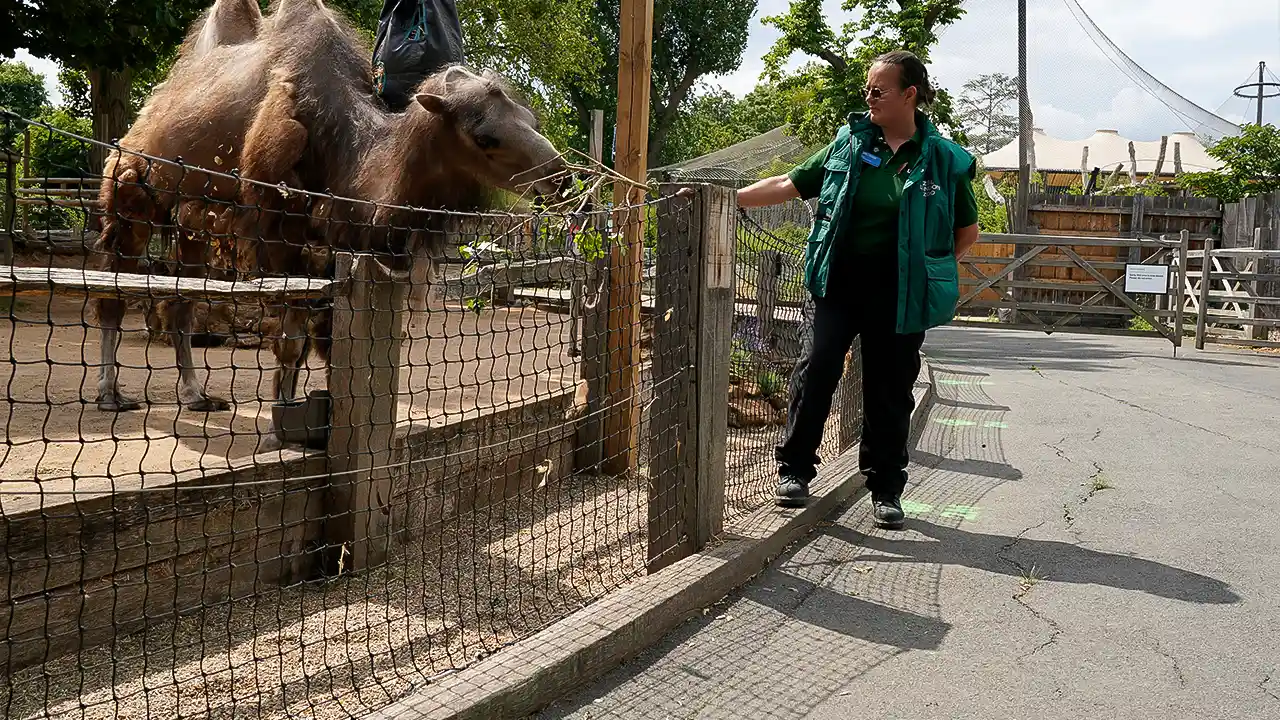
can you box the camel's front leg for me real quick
[258,304,311,452]
[94,217,146,412]
[166,232,231,411]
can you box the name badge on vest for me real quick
[860,151,882,168]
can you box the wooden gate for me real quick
[952,231,1190,349]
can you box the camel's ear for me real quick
[415,93,451,116]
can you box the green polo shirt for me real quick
[788,129,979,257]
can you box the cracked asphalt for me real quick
[533,327,1280,720]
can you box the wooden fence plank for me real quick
[0,265,338,300]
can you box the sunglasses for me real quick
[864,86,900,100]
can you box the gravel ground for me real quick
[3,472,648,720]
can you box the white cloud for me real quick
[715,0,1280,142]
[11,49,63,107]
[11,0,1280,142]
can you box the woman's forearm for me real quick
[738,175,801,208]
[954,223,980,258]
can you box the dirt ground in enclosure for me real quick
[0,288,577,510]
[2,472,649,720]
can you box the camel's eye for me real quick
[475,134,499,150]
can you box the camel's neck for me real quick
[358,106,485,211]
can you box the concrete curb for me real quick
[370,357,937,720]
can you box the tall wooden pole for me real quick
[602,0,654,475]
[576,110,608,471]
[1015,0,1030,234]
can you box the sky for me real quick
[12,0,1280,143]
[709,0,1280,142]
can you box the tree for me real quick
[761,0,966,147]
[1179,124,1280,202]
[56,66,91,118]
[0,60,49,121]
[9,0,209,171]
[565,0,757,167]
[457,0,602,149]
[657,88,749,167]
[956,72,1016,154]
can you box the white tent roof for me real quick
[982,128,1223,175]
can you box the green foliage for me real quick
[761,0,967,147]
[56,66,90,117]
[566,0,757,166]
[973,173,1007,234]
[459,0,602,150]
[0,61,49,121]
[1128,315,1155,332]
[28,108,93,178]
[756,369,784,398]
[1179,123,1280,202]
[25,108,94,230]
[729,338,752,380]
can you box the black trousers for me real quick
[775,256,925,496]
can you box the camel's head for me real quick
[415,67,566,199]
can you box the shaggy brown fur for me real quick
[93,0,567,441]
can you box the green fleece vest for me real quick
[804,111,976,335]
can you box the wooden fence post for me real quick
[1195,238,1214,350]
[1,150,15,265]
[576,109,609,472]
[1247,226,1263,341]
[325,252,408,573]
[647,183,732,572]
[1174,229,1189,348]
[756,250,779,346]
[601,0,655,476]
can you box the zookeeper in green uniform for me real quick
[737,50,980,529]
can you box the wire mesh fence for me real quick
[0,108,695,719]
[725,205,864,524]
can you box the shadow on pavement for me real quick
[827,519,1240,605]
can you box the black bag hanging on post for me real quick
[371,0,466,110]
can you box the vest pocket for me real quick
[923,253,960,327]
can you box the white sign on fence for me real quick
[1124,264,1170,294]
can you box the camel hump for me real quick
[272,0,329,24]
[190,0,263,56]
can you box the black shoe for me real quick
[872,493,906,529]
[776,475,810,508]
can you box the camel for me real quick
[94,0,567,436]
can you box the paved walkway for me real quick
[533,327,1280,720]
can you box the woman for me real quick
[737,50,980,528]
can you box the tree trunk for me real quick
[88,67,133,232]
[88,67,134,176]
[645,69,700,169]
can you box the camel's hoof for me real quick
[97,395,143,412]
[186,396,231,412]
[256,433,283,454]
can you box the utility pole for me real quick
[1258,61,1266,126]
